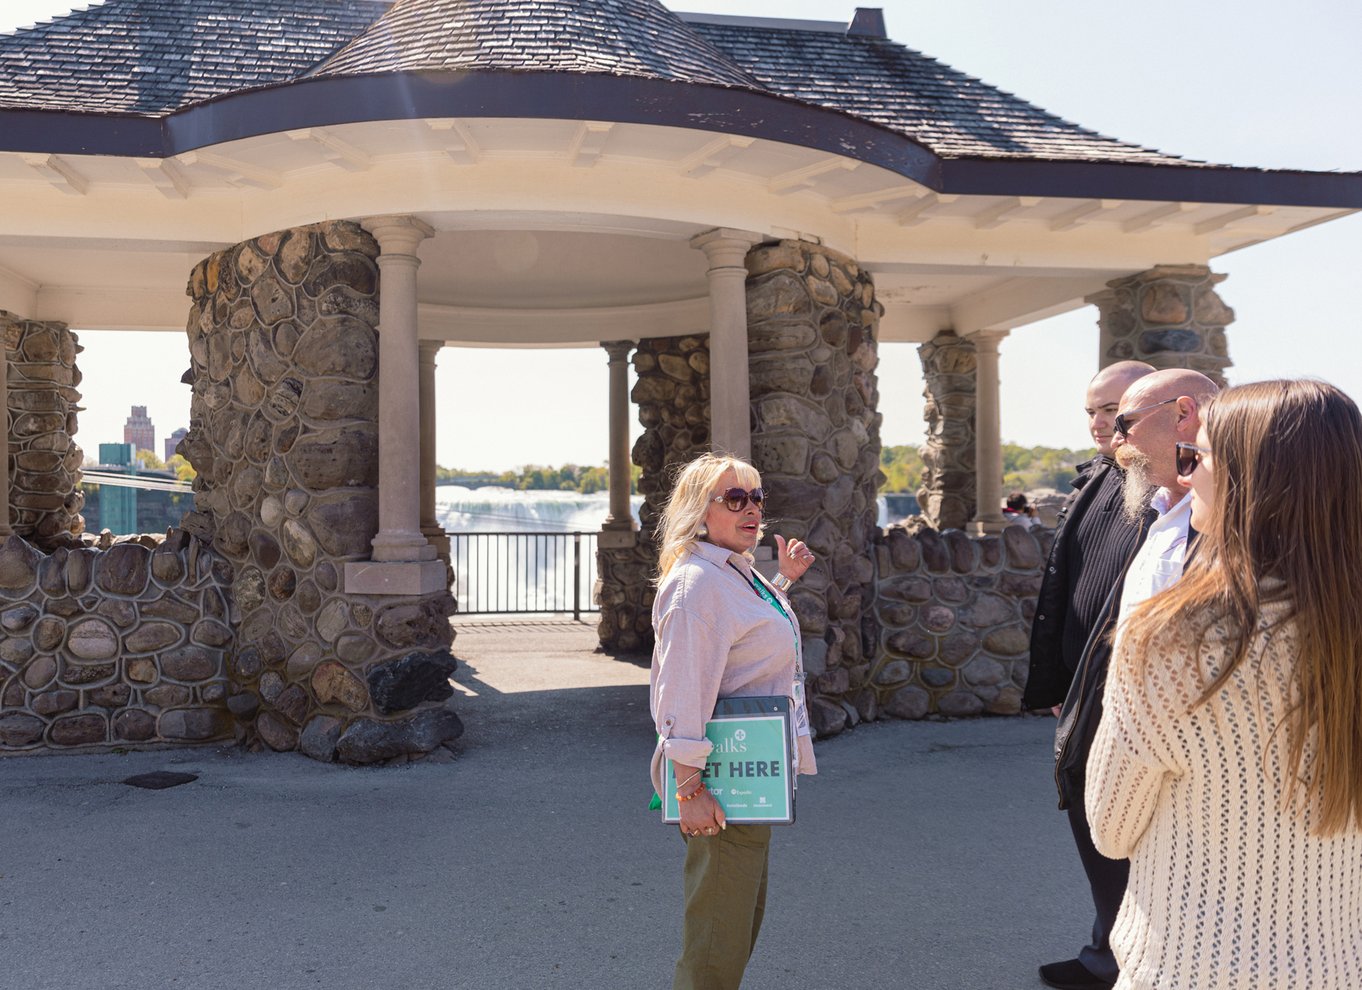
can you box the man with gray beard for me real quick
[1048,367,1218,990]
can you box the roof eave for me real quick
[0,71,1358,210]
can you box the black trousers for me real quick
[1066,794,1129,983]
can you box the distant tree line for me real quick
[435,463,640,494]
[880,443,1097,494]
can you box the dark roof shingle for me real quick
[312,0,758,89]
[687,20,1191,165]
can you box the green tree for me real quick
[134,449,165,471]
[166,453,197,483]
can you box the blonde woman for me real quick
[1087,380,1362,989]
[650,453,816,990]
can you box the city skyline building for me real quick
[164,427,188,463]
[122,405,155,454]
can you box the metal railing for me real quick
[447,530,600,618]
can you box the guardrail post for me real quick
[573,532,582,621]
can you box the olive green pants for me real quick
[673,824,772,990]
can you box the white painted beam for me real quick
[767,157,859,195]
[134,158,192,199]
[567,122,615,168]
[972,196,1041,230]
[1048,199,1121,232]
[1121,201,1196,233]
[876,303,952,343]
[19,154,89,196]
[177,151,282,190]
[0,262,39,319]
[895,194,957,227]
[1194,204,1272,236]
[829,185,925,214]
[949,274,1113,332]
[426,119,483,164]
[417,297,710,346]
[32,284,189,331]
[286,128,373,172]
[677,135,755,178]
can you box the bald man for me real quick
[1046,367,1219,990]
[1025,360,1155,990]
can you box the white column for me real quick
[970,329,1010,535]
[691,228,761,461]
[344,216,444,596]
[418,338,452,564]
[0,333,9,537]
[600,340,637,549]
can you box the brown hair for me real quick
[1122,379,1362,834]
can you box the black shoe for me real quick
[1038,958,1115,990]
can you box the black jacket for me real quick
[1023,457,1138,710]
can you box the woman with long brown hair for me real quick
[1086,379,1362,990]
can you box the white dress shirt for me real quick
[1117,488,1193,626]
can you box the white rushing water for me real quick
[435,486,891,533]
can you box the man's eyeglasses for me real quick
[1175,442,1212,478]
[1113,397,1178,436]
[712,487,765,511]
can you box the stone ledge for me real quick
[597,527,638,549]
[344,559,447,596]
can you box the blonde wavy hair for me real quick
[655,453,763,581]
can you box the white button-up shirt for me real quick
[1117,488,1193,626]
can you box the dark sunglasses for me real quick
[1113,397,1178,436]
[1175,442,1212,477]
[712,487,765,511]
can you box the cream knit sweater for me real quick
[1087,602,1362,990]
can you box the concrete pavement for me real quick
[0,619,1092,990]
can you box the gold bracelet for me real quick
[676,769,702,791]
[772,573,794,591]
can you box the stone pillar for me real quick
[181,221,460,764]
[417,339,450,562]
[1092,264,1233,386]
[692,229,760,460]
[969,330,1009,535]
[600,340,637,541]
[745,240,883,737]
[917,331,977,531]
[0,331,8,537]
[596,335,710,653]
[1,312,84,548]
[344,215,444,597]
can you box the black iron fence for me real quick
[448,530,600,618]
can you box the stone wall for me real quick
[1093,265,1234,386]
[915,330,976,531]
[861,522,1047,728]
[180,220,460,764]
[0,531,234,753]
[743,241,883,737]
[3,313,85,548]
[597,335,711,653]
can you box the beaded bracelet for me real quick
[677,783,707,803]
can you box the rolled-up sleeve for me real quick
[653,605,728,769]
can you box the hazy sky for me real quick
[5,0,1360,469]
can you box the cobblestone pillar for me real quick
[917,331,976,531]
[1092,265,1233,386]
[744,240,882,737]
[1,328,9,538]
[596,335,710,654]
[1,311,84,549]
[182,221,460,763]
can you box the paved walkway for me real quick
[0,620,1091,990]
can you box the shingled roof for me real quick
[686,17,1190,165]
[0,0,390,116]
[311,0,758,90]
[0,0,1187,167]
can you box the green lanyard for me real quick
[729,562,796,635]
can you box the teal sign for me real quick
[663,710,793,825]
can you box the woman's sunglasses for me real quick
[1175,442,1212,477]
[712,487,765,511]
[1113,397,1178,436]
